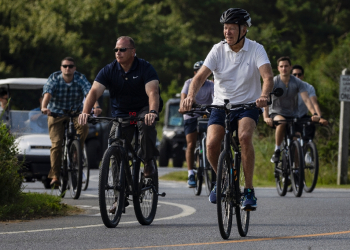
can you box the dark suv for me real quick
[158,97,186,168]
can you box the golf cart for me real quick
[158,96,186,168]
[0,78,110,189]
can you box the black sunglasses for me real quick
[61,65,75,68]
[113,47,134,52]
[293,73,303,77]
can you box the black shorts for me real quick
[184,118,198,136]
[295,115,316,140]
[269,113,294,129]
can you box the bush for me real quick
[0,118,23,205]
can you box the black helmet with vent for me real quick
[193,61,204,71]
[220,8,251,27]
[220,8,251,45]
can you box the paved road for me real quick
[1,168,350,250]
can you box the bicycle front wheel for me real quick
[290,140,304,197]
[216,151,233,239]
[193,148,203,196]
[234,153,250,237]
[56,147,68,198]
[303,141,319,193]
[68,140,82,199]
[275,151,288,196]
[99,146,125,228]
[82,146,90,191]
[133,158,158,225]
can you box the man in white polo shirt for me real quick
[181,8,274,211]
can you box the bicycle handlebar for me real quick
[88,115,159,125]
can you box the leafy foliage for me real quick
[0,120,23,205]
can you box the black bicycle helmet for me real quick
[193,61,204,71]
[220,8,251,45]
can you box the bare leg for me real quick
[206,124,225,173]
[274,115,286,146]
[186,132,198,171]
[238,117,256,189]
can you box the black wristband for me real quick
[149,110,158,115]
[313,113,318,116]
[94,106,101,109]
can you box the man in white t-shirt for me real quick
[181,8,274,211]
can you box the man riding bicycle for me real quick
[78,36,161,179]
[292,64,328,140]
[263,57,320,162]
[179,60,214,188]
[181,8,274,210]
[42,57,101,187]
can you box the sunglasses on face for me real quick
[293,73,303,77]
[61,65,75,68]
[113,48,134,52]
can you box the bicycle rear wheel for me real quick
[234,154,250,237]
[290,140,304,197]
[133,158,158,225]
[193,148,203,196]
[68,140,82,199]
[99,146,125,228]
[216,151,233,239]
[82,145,90,191]
[303,141,319,193]
[275,151,288,196]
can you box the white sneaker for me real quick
[82,172,87,183]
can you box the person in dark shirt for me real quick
[79,36,160,179]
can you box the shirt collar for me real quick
[224,37,249,53]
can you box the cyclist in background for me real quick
[264,57,320,163]
[41,57,100,187]
[292,65,328,140]
[179,60,214,188]
[181,8,274,210]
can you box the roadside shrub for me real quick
[0,119,23,205]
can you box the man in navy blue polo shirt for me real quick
[79,36,160,178]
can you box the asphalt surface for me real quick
[1,168,350,250]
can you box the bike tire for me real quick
[68,140,83,199]
[234,153,250,237]
[194,148,203,196]
[216,151,233,239]
[289,140,304,197]
[99,146,125,228]
[303,141,319,193]
[82,145,90,191]
[275,151,288,196]
[56,146,68,198]
[133,158,158,225]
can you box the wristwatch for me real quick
[149,110,158,115]
[313,113,318,116]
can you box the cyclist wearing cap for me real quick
[179,61,214,188]
[181,8,274,210]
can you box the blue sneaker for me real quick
[242,188,257,211]
[187,174,196,188]
[209,183,217,204]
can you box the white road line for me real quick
[0,201,196,235]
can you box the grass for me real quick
[0,192,84,221]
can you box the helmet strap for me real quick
[234,24,246,45]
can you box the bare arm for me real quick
[41,93,52,115]
[256,63,274,108]
[300,91,320,122]
[310,95,328,125]
[181,65,212,111]
[78,81,105,125]
[145,79,160,126]
[178,93,187,114]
